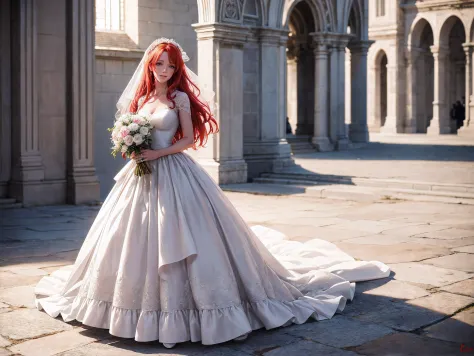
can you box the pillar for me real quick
[405,48,421,133]
[242,28,293,177]
[329,38,350,149]
[295,44,313,135]
[9,0,46,204]
[312,41,332,151]
[66,0,100,203]
[348,41,372,142]
[193,23,248,184]
[380,58,398,133]
[286,57,298,134]
[0,0,12,198]
[429,46,451,134]
[367,63,379,130]
[463,44,472,128]
[471,43,474,127]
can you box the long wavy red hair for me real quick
[129,42,218,148]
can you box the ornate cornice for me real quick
[401,0,474,12]
[193,23,251,45]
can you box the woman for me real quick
[35,38,390,349]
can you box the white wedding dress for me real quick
[35,91,390,345]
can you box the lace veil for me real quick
[115,38,215,119]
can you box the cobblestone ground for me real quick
[289,133,474,185]
[1,190,473,355]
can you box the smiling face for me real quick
[153,51,176,84]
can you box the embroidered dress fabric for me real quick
[35,90,390,345]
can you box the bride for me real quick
[35,38,390,348]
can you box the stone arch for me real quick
[438,15,466,48]
[286,0,319,138]
[438,15,467,133]
[471,18,474,42]
[409,17,434,48]
[347,0,363,41]
[407,17,434,133]
[282,0,326,32]
[196,0,215,23]
[374,49,388,128]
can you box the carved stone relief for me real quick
[222,0,241,22]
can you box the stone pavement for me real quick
[1,192,474,355]
[288,133,474,185]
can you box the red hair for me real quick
[129,42,218,148]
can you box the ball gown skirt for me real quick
[34,152,390,345]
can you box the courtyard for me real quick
[0,134,473,356]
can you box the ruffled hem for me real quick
[35,293,348,345]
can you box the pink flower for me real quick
[133,118,141,124]
[120,128,130,137]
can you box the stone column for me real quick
[429,46,450,134]
[380,60,398,133]
[66,0,100,203]
[312,41,332,151]
[286,57,298,133]
[328,45,338,144]
[242,28,293,177]
[463,44,472,127]
[9,0,45,204]
[405,48,421,133]
[471,43,474,127]
[348,41,372,142]
[367,63,379,130]
[193,23,248,184]
[330,39,350,149]
[0,0,12,198]
[295,44,312,135]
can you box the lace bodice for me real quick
[138,91,190,150]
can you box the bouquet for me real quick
[108,113,153,176]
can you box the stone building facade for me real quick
[367,0,474,135]
[1,0,371,205]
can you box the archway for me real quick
[374,50,388,128]
[409,18,434,133]
[439,16,466,133]
[286,1,316,138]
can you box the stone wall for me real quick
[94,52,142,199]
[136,0,199,71]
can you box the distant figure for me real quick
[450,103,457,124]
[454,100,465,130]
[286,117,293,134]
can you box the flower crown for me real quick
[145,38,190,62]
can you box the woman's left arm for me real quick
[140,107,194,161]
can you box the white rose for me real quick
[133,134,144,145]
[139,127,149,135]
[115,121,123,129]
[124,135,134,146]
[121,116,130,124]
[121,145,127,153]
[129,123,139,132]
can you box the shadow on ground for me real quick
[293,142,474,162]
